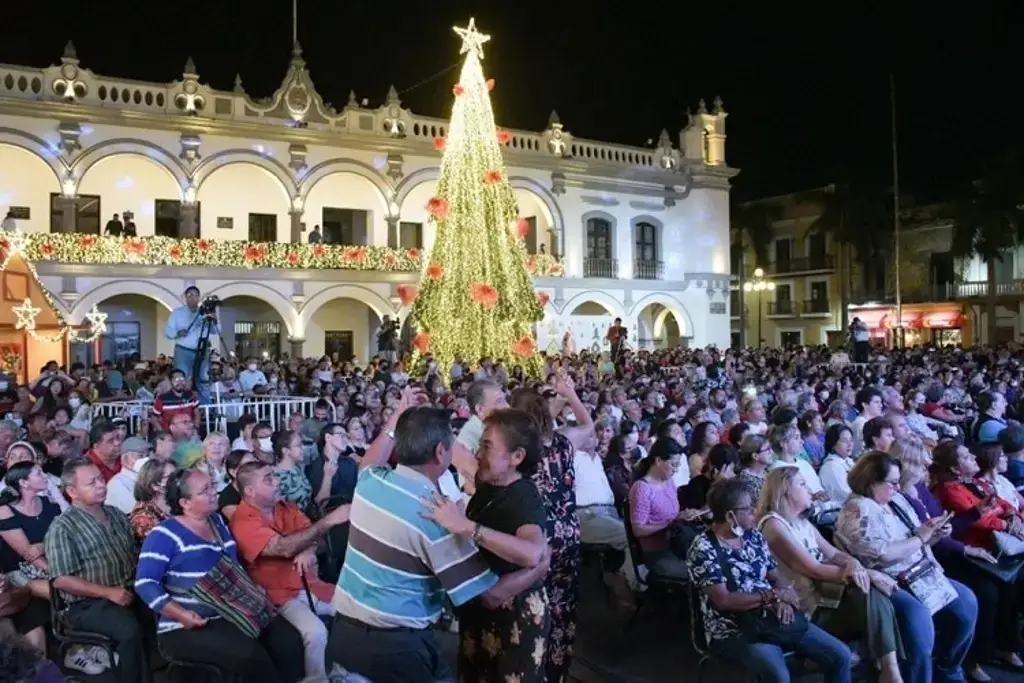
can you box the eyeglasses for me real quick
[882,479,900,488]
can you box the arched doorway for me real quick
[304,297,385,364]
[218,295,290,360]
[0,144,61,234]
[69,292,176,366]
[76,154,183,236]
[636,303,684,350]
[196,163,291,241]
[302,168,390,247]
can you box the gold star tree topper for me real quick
[454,18,491,60]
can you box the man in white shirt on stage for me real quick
[163,286,220,404]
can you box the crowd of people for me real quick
[0,341,1024,683]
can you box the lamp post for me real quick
[743,267,775,347]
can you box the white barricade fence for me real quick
[91,400,152,435]
[93,396,337,436]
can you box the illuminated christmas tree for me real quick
[410,18,545,375]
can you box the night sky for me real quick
[3,2,1017,200]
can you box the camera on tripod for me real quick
[198,295,221,317]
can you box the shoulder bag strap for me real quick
[705,529,740,593]
[887,498,919,534]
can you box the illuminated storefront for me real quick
[849,303,969,348]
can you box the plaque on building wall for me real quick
[7,206,30,219]
[710,302,727,315]
[216,217,233,230]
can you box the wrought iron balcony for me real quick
[767,300,798,316]
[770,255,834,274]
[802,298,831,314]
[583,257,618,279]
[633,259,664,280]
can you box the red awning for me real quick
[878,312,923,329]
[923,311,965,328]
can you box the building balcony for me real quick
[731,255,835,279]
[633,259,664,280]
[583,257,618,279]
[767,300,798,316]
[9,232,568,277]
[802,298,831,315]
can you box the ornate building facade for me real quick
[0,42,735,364]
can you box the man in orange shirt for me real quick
[230,462,351,680]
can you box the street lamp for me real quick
[743,267,775,347]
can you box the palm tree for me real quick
[805,183,893,333]
[942,152,1024,344]
[730,196,780,346]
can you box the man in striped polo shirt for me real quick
[328,394,527,683]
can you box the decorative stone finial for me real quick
[697,98,707,114]
[183,57,196,76]
[548,110,561,127]
[233,73,244,93]
[62,41,78,61]
[386,85,401,106]
[291,40,304,61]
[712,96,725,114]
[657,129,671,148]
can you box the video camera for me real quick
[198,294,221,316]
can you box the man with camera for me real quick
[376,315,397,364]
[163,286,220,404]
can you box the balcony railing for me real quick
[584,257,618,279]
[768,300,798,316]
[802,298,831,314]
[771,255,834,274]
[633,259,664,280]
[7,232,569,276]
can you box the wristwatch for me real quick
[382,427,395,440]
[471,523,484,544]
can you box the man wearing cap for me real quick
[104,436,152,514]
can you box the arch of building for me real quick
[75,153,186,236]
[558,290,627,319]
[68,280,180,325]
[299,159,394,213]
[298,284,395,333]
[192,150,297,200]
[630,292,693,338]
[0,129,66,183]
[204,282,299,337]
[0,142,62,234]
[193,155,295,241]
[71,140,190,195]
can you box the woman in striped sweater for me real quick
[134,468,303,683]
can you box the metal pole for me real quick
[890,73,902,349]
[758,292,763,348]
[292,0,298,48]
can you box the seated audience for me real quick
[83,422,123,483]
[198,432,230,492]
[128,458,176,542]
[835,451,978,683]
[230,462,350,679]
[628,438,690,578]
[973,441,1023,511]
[134,468,304,683]
[104,437,152,514]
[736,433,773,504]
[818,424,855,503]
[218,449,259,521]
[44,459,147,683]
[688,478,853,683]
[758,467,903,683]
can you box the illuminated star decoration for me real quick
[13,298,40,331]
[453,18,491,60]
[83,304,108,337]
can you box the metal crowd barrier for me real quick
[92,395,337,435]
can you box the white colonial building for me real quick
[0,42,735,366]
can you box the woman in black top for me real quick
[423,409,551,683]
[217,450,257,521]
[0,462,61,598]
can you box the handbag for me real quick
[705,530,809,648]
[993,530,1024,556]
[888,499,958,615]
[174,519,272,639]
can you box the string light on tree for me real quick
[411,18,545,375]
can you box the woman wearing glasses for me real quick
[835,452,978,683]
